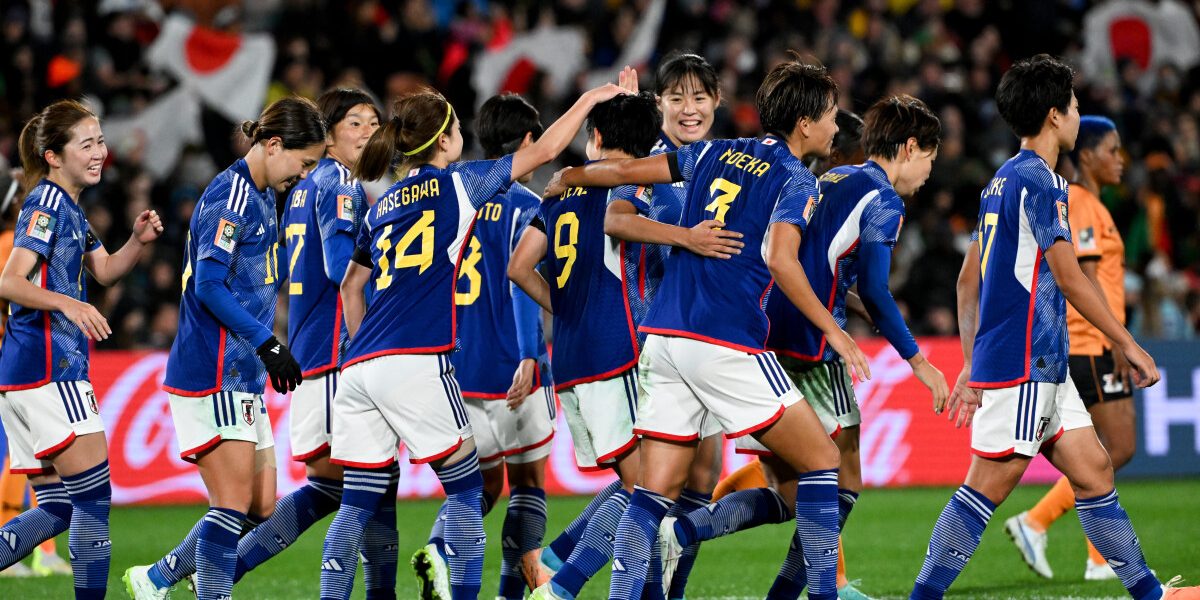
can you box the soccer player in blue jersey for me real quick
[545,58,872,600]
[318,80,626,600]
[446,93,558,600]
[0,99,162,599]
[227,88,401,597]
[125,97,326,600]
[909,54,1198,600]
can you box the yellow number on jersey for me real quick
[705,178,742,223]
[285,223,306,295]
[375,210,436,290]
[554,212,580,288]
[180,233,193,291]
[455,237,483,306]
[264,242,280,284]
[979,212,999,279]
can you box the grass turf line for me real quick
[0,479,1195,599]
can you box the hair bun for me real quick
[241,120,260,139]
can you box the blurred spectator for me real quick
[1,0,1198,346]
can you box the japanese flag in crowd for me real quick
[145,14,275,123]
[1081,0,1200,89]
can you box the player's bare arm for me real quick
[339,260,371,339]
[603,199,743,259]
[1079,257,1134,388]
[544,153,675,198]
[83,209,164,286]
[0,246,109,341]
[1044,240,1158,387]
[765,221,871,382]
[947,243,981,427]
[507,226,552,313]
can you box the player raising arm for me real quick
[910,54,1197,600]
[0,99,162,599]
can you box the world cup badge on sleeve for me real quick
[1057,200,1069,229]
[215,219,239,253]
[27,211,56,243]
[338,195,354,221]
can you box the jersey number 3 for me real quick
[376,210,435,290]
[705,178,742,223]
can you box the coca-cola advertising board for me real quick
[2,338,1194,505]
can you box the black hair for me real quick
[317,87,381,132]
[476,93,544,159]
[585,91,662,159]
[756,56,838,138]
[655,52,720,98]
[356,87,458,181]
[861,95,942,159]
[241,96,327,149]
[18,99,97,191]
[996,54,1075,138]
[832,109,864,158]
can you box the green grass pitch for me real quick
[1,479,1196,599]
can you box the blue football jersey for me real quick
[282,158,366,376]
[639,136,816,353]
[164,159,282,396]
[971,150,1072,387]
[0,181,103,389]
[641,132,687,302]
[541,183,640,390]
[343,157,514,368]
[452,182,549,397]
[767,161,906,361]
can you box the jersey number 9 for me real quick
[554,212,580,288]
[375,210,435,290]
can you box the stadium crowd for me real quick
[1,0,1199,349]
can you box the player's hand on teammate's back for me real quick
[828,329,871,382]
[685,220,744,258]
[133,209,164,244]
[1122,342,1160,388]
[945,368,980,427]
[256,337,302,393]
[544,168,570,199]
[910,355,949,413]
[506,358,536,409]
[62,299,111,341]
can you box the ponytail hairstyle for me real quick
[317,87,382,132]
[240,96,327,150]
[18,99,97,191]
[355,87,457,181]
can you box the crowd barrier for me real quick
[1,338,1196,504]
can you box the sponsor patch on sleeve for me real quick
[1077,226,1097,251]
[803,195,817,222]
[27,211,56,243]
[214,219,239,253]
[337,194,354,221]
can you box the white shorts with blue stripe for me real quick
[557,369,639,471]
[330,353,472,468]
[0,380,105,474]
[289,370,339,462]
[972,376,1092,458]
[168,390,274,462]
[634,335,797,444]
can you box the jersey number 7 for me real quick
[979,212,999,279]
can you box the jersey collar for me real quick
[37,178,75,206]
[655,131,678,153]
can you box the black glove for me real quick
[256,336,302,393]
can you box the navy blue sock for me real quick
[837,488,859,530]
[547,479,623,567]
[608,487,673,600]
[433,451,485,600]
[665,488,711,599]
[910,485,994,600]
[195,507,245,600]
[1076,490,1162,600]
[320,467,389,600]
[0,481,71,569]
[499,486,546,599]
[768,469,840,600]
[61,461,112,599]
[675,487,790,547]
[363,463,400,600]
[552,488,631,598]
[235,477,342,582]
[149,516,203,587]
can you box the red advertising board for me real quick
[81,339,1061,504]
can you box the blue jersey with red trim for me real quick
[164,160,281,396]
[767,161,907,361]
[636,132,687,309]
[0,181,103,389]
[971,150,1072,387]
[282,158,366,376]
[451,182,549,397]
[639,136,815,353]
[541,183,639,389]
[344,157,514,368]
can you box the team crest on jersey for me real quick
[1078,226,1097,251]
[86,390,98,414]
[27,211,56,243]
[242,398,255,425]
[337,194,354,221]
[763,137,777,145]
[215,219,239,253]
[1035,416,1051,441]
[1056,200,1069,228]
